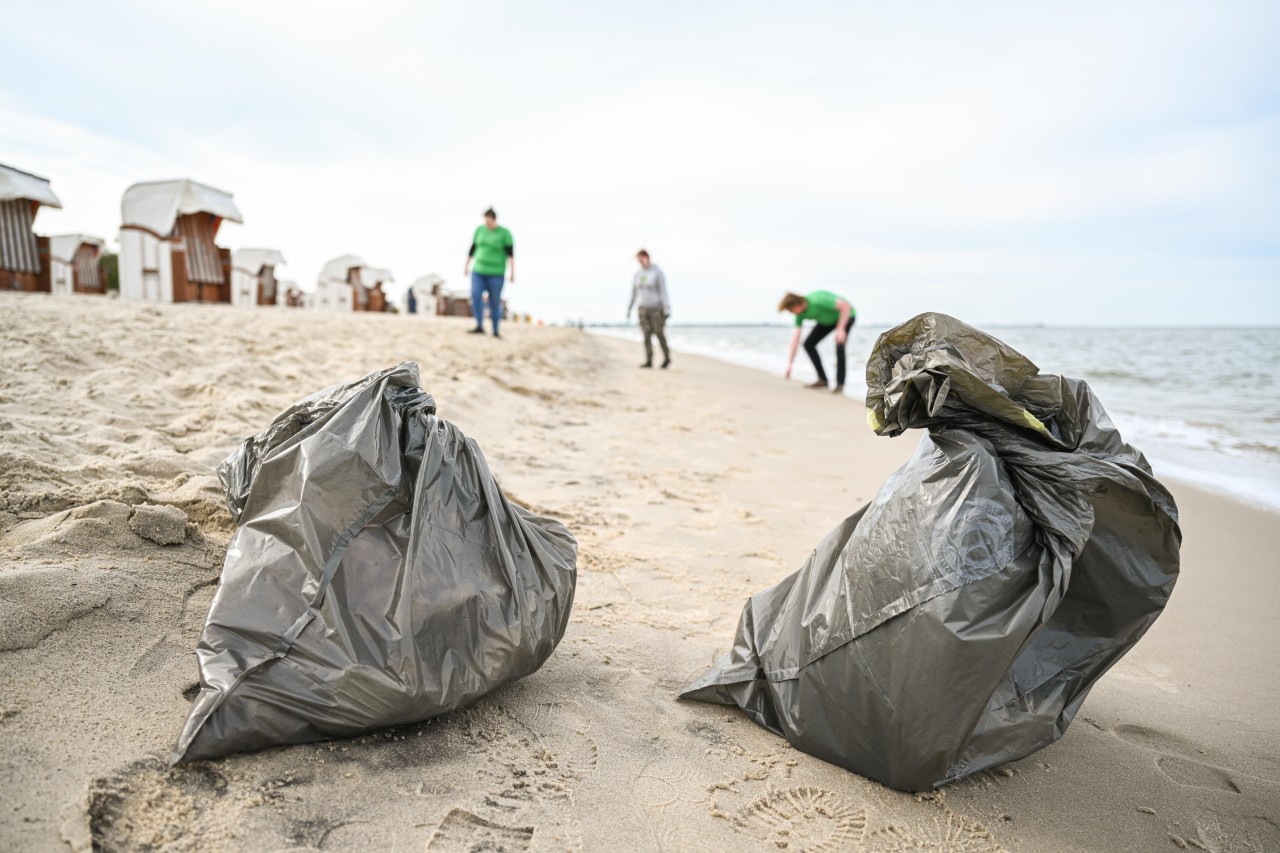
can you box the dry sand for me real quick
[1,292,1277,852]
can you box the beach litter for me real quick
[172,362,577,763]
[681,312,1181,791]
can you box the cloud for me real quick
[4,0,1278,324]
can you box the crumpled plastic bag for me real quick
[173,363,577,763]
[680,313,1180,791]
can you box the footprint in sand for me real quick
[83,758,247,851]
[630,758,717,850]
[730,786,868,852]
[1157,755,1242,793]
[1186,812,1279,853]
[426,808,533,851]
[129,578,218,676]
[289,817,375,849]
[865,809,1005,852]
[129,638,190,676]
[440,705,585,852]
[1113,724,1246,793]
[511,701,599,780]
[631,765,684,810]
[667,710,1010,853]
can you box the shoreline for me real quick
[1,293,1277,852]
[589,326,1280,516]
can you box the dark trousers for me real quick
[804,315,856,386]
[639,307,669,363]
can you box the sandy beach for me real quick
[1,292,1277,852]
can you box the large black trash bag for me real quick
[172,363,577,763]
[681,313,1180,791]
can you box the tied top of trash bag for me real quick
[868,312,1089,448]
[865,312,1178,542]
[218,363,436,524]
[865,310,1181,554]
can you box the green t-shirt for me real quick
[472,225,514,276]
[795,290,853,327]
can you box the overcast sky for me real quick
[4,1,1278,324]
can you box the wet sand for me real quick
[1,292,1277,851]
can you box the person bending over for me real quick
[463,207,514,337]
[627,249,671,368]
[779,290,856,393]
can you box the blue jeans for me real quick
[471,272,505,333]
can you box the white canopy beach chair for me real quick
[118,179,243,303]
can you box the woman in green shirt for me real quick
[463,208,515,337]
[779,290,856,393]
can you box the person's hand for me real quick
[463,266,470,276]
[509,273,515,284]
[835,328,848,345]
[784,365,792,380]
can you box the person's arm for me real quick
[784,326,802,379]
[834,299,852,345]
[505,233,515,283]
[464,237,475,276]
[656,269,670,316]
[627,278,637,320]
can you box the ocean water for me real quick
[592,324,1280,512]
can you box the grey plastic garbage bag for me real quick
[680,313,1180,791]
[172,363,577,763]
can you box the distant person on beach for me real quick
[463,207,514,337]
[627,249,671,368]
[779,290,856,393]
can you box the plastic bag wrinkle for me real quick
[173,362,576,763]
[682,313,1179,791]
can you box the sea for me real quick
[591,323,1280,513]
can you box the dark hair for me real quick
[636,249,649,258]
[483,207,497,219]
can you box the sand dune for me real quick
[1,292,1276,852]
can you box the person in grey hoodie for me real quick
[626,249,671,368]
